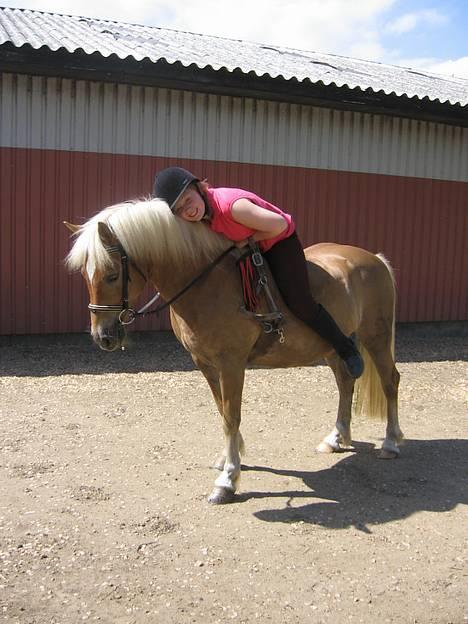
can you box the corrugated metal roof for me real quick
[1,6,468,107]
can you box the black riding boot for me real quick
[311,305,364,378]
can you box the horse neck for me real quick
[146,253,213,302]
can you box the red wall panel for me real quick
[1,147,467,335]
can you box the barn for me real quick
[1,7,467,336]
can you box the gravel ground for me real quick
[0,328,467,624]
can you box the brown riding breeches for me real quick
[263,232,321,325]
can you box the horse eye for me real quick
[105,273,119,283]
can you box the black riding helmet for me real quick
[153,167,200,211]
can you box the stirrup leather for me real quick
[237,238,285,343]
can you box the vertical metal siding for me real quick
[1,72,467,334]
[3,73,468,182]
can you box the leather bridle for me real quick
[88,244,149,325]
[88,242,236,326]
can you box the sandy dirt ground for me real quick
[1,329,467,624]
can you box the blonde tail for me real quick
[353,253,396,421]
[353,344,388,420]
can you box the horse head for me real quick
[65,197,235,352]
[64,220,147,351]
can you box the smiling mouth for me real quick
[188,206,203,219]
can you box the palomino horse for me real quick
[65,197,403,504]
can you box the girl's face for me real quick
[173,185,205,222]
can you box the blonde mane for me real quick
[66,197,231,272]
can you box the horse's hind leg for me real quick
[376,353,402,459]
[317,355,355,453]
[361,333,403,459]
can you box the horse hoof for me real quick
[316,441,338,454]
[378,448,400,460]
[207,487,235,505]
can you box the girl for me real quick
[153,166,363,378]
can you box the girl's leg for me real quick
[264,232,321,323]
[264,233,364,378]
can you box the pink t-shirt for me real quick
[206,187,295,252]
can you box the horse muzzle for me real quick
[93,321,126,352]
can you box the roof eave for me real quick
[1,42,467,127]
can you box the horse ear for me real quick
[63,221,80,234]
[97,222,117,247]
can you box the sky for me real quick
[2,0,468,78]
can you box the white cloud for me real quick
[349,35,387,62]
[157,0,397,55]
[385,8,447,35]
[2,0,160,24]
[429,56,468,78]
[398,55,468,79]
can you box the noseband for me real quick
[88,244,149,325]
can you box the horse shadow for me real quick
[2,329,464,377]
[239,439,467,532]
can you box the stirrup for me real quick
[240,306,285,343]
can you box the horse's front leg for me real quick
[192,357,226,469]
[208,364,246,504]
[194,358,245,503]
[212,431,245,472]
[192,357,242,471]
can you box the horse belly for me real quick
[248,320,332,368]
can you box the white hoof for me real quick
[316,441,338,454]
[208,486,235,505]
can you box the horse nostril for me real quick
[99,335,117,351]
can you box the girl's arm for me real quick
[231,198,288,245]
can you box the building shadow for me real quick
[0,331,197,377]
[1,328,465,377]
[237,439,467,532]
[395,323,467,363]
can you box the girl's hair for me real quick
[197,180,211,195]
